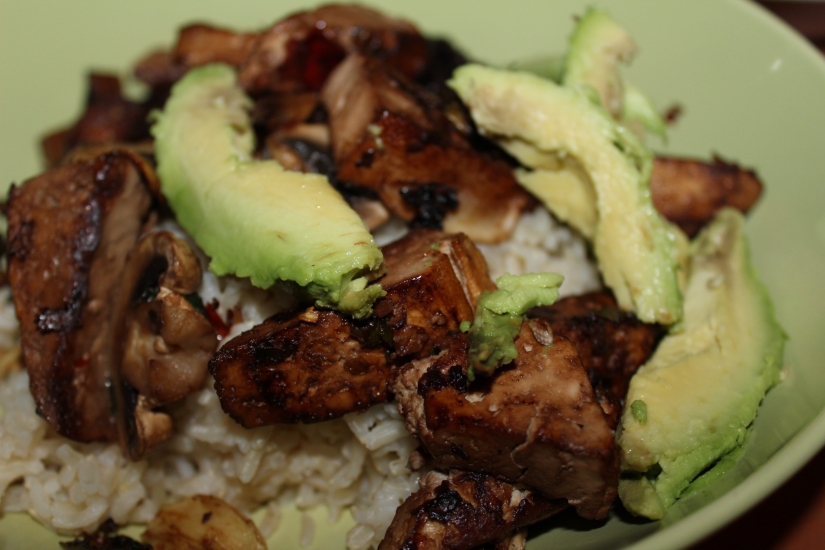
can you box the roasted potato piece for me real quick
[142,495,267,550]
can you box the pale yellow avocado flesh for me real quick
[151,64,384,318]
[449,64,682,325]
[617,209,786,519]
[562,7,637,118]
[563,8,667,138]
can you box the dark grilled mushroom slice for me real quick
[379,470,567,550]
[59,144,162,201]
[41,74,152,168]
[240,4,428,94]
[650,155,764,238]
[119,231,216,406]
[7,152,153,444]
[322,54,533,243]
[134,5,428,93]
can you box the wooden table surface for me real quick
[689,3,825,549]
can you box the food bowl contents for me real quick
[0,3,784,549]
[617,209,786,519]
[152,63,385,318]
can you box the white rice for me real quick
[478,207,602,297]
[0,207,599,547]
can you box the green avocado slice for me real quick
[449,64,683,324]
[562,7,637,117]
[466,272,564,379]
[617,208,786,519]
[151,64,384,318]
[563,8,667,138]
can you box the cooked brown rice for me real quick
[0,208,599,548]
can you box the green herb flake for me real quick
[631,399,648,424]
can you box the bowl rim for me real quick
[626,2,825,546]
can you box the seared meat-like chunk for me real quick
[378,229,494,355]
[322,54,533,243]
[651,155,763,237]
[528,292,665,428]
[379,470,567,550]
[210,308,392,426]
[393,327,618,521]
[7,152,153,443]
[211,229,494,427]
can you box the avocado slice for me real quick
[622,82,667,140]
[562,8,637,117]
[467,272,564,379]
[151,64,384,318]
[563,9,666,138]
[449,64,682,324]
[617,208,786,519]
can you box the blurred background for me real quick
[759,1,825,53]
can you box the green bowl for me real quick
[2,1,825,549]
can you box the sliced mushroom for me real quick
[41,73,152,168]
[122,287,216,405]
[322,54,533,243]
[114,231,217,458]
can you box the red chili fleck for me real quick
[278,29,346,90]
[205,303,230,339]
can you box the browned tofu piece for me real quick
[651,155,763,237]
[6,152,153,444]
[210,229,494,427]
[393,325,618,521]
[134,23,256,89]
[378,470,567,550]
[378,229,495,355]
[209,308,393,427]
[322,54,533,243]
[528,292,665,429]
